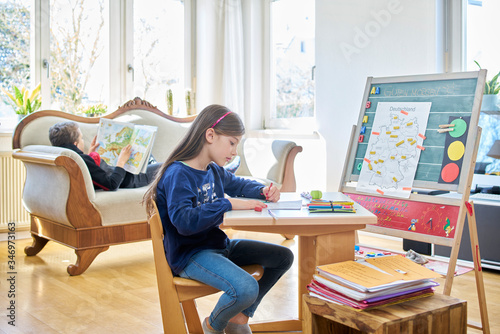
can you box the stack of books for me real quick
[307,255,442,310]
[307,199,356,213]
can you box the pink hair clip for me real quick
[211,111,232,128]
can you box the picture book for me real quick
[96,119,157,174]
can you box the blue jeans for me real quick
[178,239,294,331]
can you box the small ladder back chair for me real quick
[149,201,264,334]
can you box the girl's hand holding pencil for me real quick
[263,183,280,203]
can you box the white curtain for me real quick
[196,0,245,120]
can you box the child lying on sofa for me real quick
[49,121,161,191]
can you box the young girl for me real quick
[144,105,294,334]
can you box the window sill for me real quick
[246,129,321,140]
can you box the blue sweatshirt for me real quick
[156,161,266,275]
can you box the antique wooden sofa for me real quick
[12,98,302,275]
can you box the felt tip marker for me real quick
[266,183,273,201]
[268,209,278,220]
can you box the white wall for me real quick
[316,0,440,191]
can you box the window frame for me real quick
[36,0,116,111]
[263,0,316,131]
[4,0,324,131]
[28,0,194,116]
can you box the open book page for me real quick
[96,119,135,167]
[96,119,157,174]
[125,124,157,174]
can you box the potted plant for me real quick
[1,83,42,120]
[80,103,107,117]
[475,61,500,113]
[166,88,173,115]
[185,89,195,115]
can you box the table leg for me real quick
[298,231,356,318]
[302,295,313,334]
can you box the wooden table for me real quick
[223,192,377,332]
[303,293,467,334]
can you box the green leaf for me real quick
[26,98,32,114]
[13,86,22,102]
[489,72,500,88]
[33,100,42,112]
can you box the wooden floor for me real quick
[0,230,498,333]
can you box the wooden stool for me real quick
[303,293,467,334]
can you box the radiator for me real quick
[1,152,29,232]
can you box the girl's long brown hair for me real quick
[144,104,245,216]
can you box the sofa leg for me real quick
[24,234,49,256]
[67,246,110,276]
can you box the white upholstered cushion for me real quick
[92,187,149,226]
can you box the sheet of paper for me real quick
[365,255,442,281]
[266,200,303,210]
[318,261,397,288]
[356,102,431,198]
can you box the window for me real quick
[0,0,191,131]
[268,0,315,129]
[0,0,32,129]
[132,0,187,115]
[464,0,500,173]
[49,0,109,113]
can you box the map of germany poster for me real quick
[356,102,431,198]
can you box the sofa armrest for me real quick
[276,142,303,192]
[236,139,303,192]
[13,146,102,229]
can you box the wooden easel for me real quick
[339,71,490,333]
[464,200,490,332]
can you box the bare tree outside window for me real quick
[0,0,31,126]
[0,0,30,89]
[50,0,108,113]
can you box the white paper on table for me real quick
[266,200,303,210]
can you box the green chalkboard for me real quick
[344,71,486,193]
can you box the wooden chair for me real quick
[148,202,264,334]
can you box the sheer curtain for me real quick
[196,0,245,120]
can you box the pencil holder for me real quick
[310,190,322,200]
